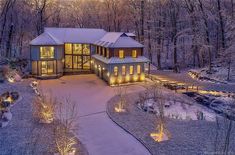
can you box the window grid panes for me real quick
[119,50,124,58]
[122,66,126,75]
[132,50,137,58]
[40,47,54,59]
[114,66,118,76]
[130,66,134,75]
[137,65,141,74]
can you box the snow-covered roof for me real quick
[44,28,107,44]
[125,32,136,37]
[30,32,63,45]
[92,54,150,64]
[30,28,143,48]
[94,32,143,48]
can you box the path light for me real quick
[150,118,171,142]
[114,86,126,113]
[7,77,14,83]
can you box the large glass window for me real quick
[65,55,72,69]
[137,65,141,74]
[41,61,54,75]
[40,47,54,59]
[83,44,90,55]
[119,50,124,59]
[122,66,126,75]
[132,50,137,58]
[65,44,72,54]
[73,44,82,54]
[73,56,82,69]
[114,66,118,76]
[130,66,134,75]
[83,56,91,69]
[65,44,91,70]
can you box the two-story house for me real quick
[30,28,150,85]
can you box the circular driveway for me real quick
[40,75,150,155]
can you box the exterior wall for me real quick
[108,63,145,85]
[113,48,142,57]
[30,45,63,77]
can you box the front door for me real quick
[41,61,54,75]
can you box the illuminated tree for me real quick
[114,86,127,113]
[150,84,171,142]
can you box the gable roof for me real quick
[30,27,143,48]
[44,28,107,44]
[94,32,143,48]
[30,32,63,45]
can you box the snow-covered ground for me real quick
[138,85,218,122]
[151,69,235,93]
[39,75,150,155]
[141,98,216,121]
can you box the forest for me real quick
[0,0,234,79]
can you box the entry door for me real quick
[41,61,54,75]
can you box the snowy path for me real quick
[151,70,235,93]
[40,75,150,155]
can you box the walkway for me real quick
[40,75,150,155]
[151,70,235,93]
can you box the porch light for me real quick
[107,72,110,77]
[103,67,105,70]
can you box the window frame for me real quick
[40,46,55,59]
[132,50,137,58]
[114,66,118,76]
[119,50,124,59]
[137,65,141,74]
[129,66,134,75]
[122,66,126,76]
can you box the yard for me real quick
[39,74,150,155]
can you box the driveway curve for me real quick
[40,75,150,155]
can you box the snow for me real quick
[142,97,217,122]
[189,66,235,84]
[30,32,63,45]
[92,54,150,64]
[40,75,150,155]
[44,27,107,44]
[95,32,143,48]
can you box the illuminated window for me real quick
[65,44,72,54]
[119,50,124,58]
[41,61,54,75]
[73,44,82,54]
[114,66,118,76]
[83,44,90,55]
[137,65,141,74]
[40,47,54,59]
[130,66,134,75]
[106,48,109,58]
[132,50,137,58]
[122,66,126,75]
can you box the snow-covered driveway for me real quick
[40,75,150,155]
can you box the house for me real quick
[30,28,150,85]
